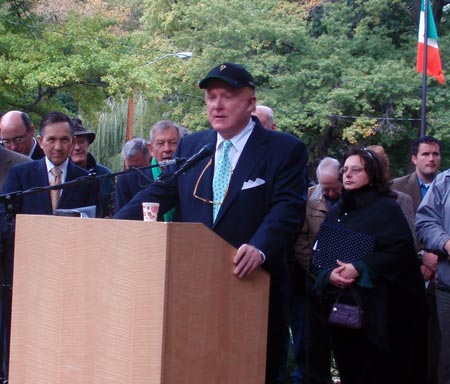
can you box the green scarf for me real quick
[151,158,174,222]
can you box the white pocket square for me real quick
[242,178,266,190]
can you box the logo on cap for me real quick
[198,62,256,89]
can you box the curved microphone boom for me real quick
[167,143,215,181]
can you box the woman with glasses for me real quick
[312,146,427,384]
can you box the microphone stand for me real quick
[0,157,187,214]
[102,157,186,182]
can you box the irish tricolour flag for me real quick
[416,0,445,84]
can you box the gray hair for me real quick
[149,120,184,144]
[121,137,150,161]
[316,157,340,181]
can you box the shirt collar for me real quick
[417,176,430,188]
[45,157,69,176]
[417,176,431,198]
[28,137,38,158]
[215,118,254,153]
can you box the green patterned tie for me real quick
[212,140,232,222]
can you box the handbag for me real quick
[328,288,364,329]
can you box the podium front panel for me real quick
[10,215,168,384]
[9,216,270,384]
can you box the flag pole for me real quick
[420,0,429,138]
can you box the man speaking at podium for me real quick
[114,62,308,383]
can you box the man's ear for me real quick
[248,96,256,112]
[37,135,43,148]
[148,142,155,158]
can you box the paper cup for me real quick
[142,202,160,222]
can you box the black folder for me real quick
[311,223,375,270]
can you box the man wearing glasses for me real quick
[114,62,309,384]
[0,110,44,159]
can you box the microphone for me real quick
[168,143,215,180]
[158,157,187,167]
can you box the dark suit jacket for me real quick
[115,167,155,212]
[0,147,31,190]
[115,119,308,272]
[1,158,100,216]
[30,143,45,160]
[392,172,422,212]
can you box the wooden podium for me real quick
[9,215,270,384]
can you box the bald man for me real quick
[252,105,277,131]
[0,111,44,159]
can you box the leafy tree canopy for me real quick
[136,0,450,174]
[0,0,449,175]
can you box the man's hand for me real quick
[422,251,438,271]
[420,265,435,281]
[233,244,263,279]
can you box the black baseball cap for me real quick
[198,62,256,89]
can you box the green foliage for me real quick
[0,3,139,118]
[1,0,450,177]
[132,0,450,177]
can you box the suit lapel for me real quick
[313,187,330,212]
[58,161,81,208]
[213,124,268,226]
[192,131,216,226]
[407,172,422,210]
[172,130,217,227]
[35,159,53,213]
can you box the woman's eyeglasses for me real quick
[340,166,365,175]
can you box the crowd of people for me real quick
[0,62,448,384]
